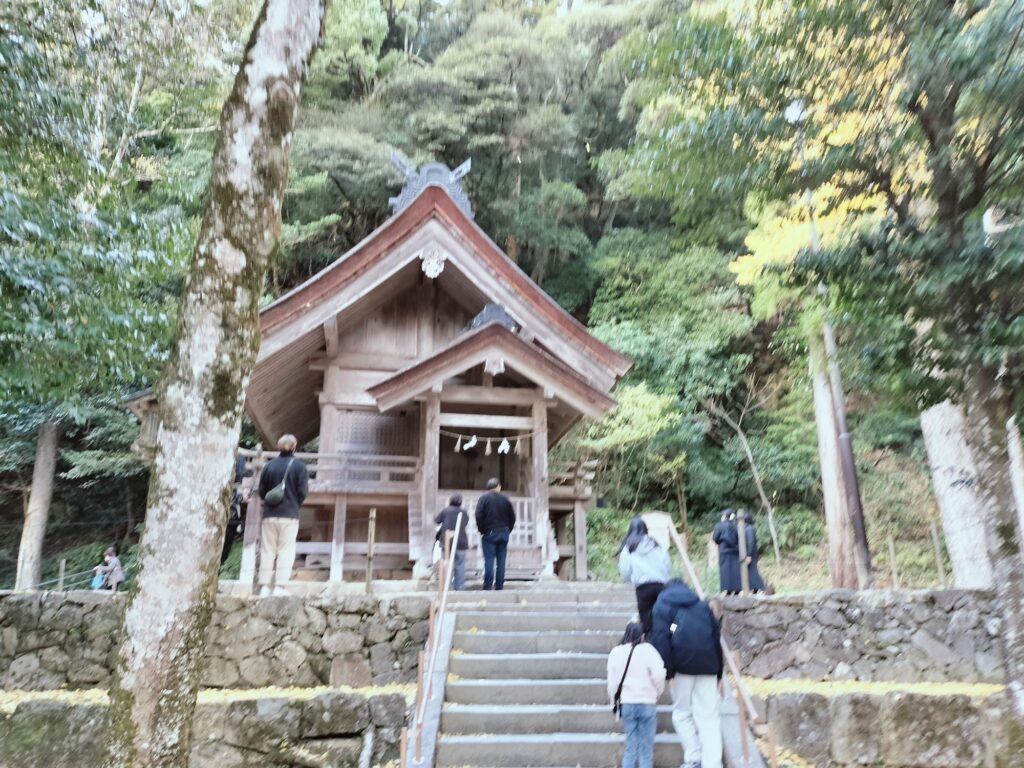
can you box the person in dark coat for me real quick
[436,493,470,590]
[222,454,252,565]
[257,434,308,596]
[712,509,741,594]
[740,510,767,593]
[474,477,516,590]
[649,579,724,768]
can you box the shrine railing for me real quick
[438,491,536,548]
[238,448,419,492]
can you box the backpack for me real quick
[669,599,718,676]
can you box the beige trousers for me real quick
[259,517,299,588]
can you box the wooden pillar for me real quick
[239,494,262,587]
[532,395,550,570]
[419,392,441,569]
[330,496,347,582]
[573,498,589,581]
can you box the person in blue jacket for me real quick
[649,579,724,768]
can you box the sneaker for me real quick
[272,586,289,597]
[258,586,271,598]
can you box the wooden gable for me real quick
[245,180,630,446]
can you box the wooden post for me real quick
[239,451,263,587]
[573,498,588,581]
[930,518,947,586]
[532,395,550,569]
[426,600,437,657]
[737,515,750,594]
[366,507,377,592]
[766,724,780,768]
[421,393,441,568]
[887,535,900,589]
[400,727,408,768]
[414,650,425,762]
[731,652,751,765]
[330,496,347,582]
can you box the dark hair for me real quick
[742,510,754,524]
[449,493,463,507]
[723,508,736,521]
[618,517,650,554]
[486,477,500,490]
[621,622,644,646]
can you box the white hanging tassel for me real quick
[485,438,492,456]
[514,437,522,455]
[454,435,462,452]
[464,435,478,451]
[498,438,511,455]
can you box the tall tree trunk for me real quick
[920,400,993,588]
[810,348,858,589]
[14,421,60,591]
[105,2,326,765]
[1006,416,1024,545]
[962,364,1024,761]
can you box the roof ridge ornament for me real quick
[388,152,474,219]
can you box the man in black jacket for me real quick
[649,579,724,768]
[257,434,308,596]
[474,478,516,590]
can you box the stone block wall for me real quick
[0,688,408,768]
[721,589,1003,683]
[0,591,430,691]
[763,689,1006,767]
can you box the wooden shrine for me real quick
[237,159,631,583]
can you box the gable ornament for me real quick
[418,246,447,279]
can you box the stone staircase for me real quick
[434,584,763,768]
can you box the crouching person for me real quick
[607,622,666,768]
[649,579,724,768]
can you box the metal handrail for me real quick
[409,511,464,765]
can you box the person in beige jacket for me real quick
[607,622,667,768]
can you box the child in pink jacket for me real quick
[607,622,667,768]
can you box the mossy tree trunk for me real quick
[962,364,1024,762]
[14,420,59,591]
[105,2,326,765]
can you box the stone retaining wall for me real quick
[722,589,1003,683]
[0,591,430,691]
[0,687,408,768]
[763,689,1006,767]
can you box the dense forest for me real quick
[3,0,1022,591]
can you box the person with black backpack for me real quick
[648,579,724,768]
[257,434,308,596]
[606,622,666,768]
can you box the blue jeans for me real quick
[481,528,510,590]
[452,549,466,590]
[620,703,657,768]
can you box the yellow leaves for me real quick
[730,186,884,287]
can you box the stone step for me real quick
[455,611,633,632]
[452,630,619,654]
[446,589,635,605]
[449,653,607,680]
[441,703,675,734]
[453,604,632,617]
[436,733,687,767]
[445,678,652,706]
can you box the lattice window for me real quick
[336,410,416,455]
